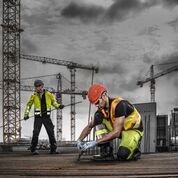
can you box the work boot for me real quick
[32,150,39,155]
[93,153,114,161]
[93,146,114,161]
[132,148,141,161]
[50,149,59,154]
[30,145,39,155]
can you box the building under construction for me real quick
[0,0,178,177]
[170,108,178,151]
[156,114,169,152]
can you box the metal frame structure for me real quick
[1,0,23,143]
[56,73,62,141]
[69,67,76,141]
[137,64,178,102]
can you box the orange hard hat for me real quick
[87,83,107,104]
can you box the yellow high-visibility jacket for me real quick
[101,97,142,131]
[24,90,60,117]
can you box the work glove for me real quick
[82,141,97,151]
[76,139,83,150]
[59,104,65,109]
[24,115,29,120]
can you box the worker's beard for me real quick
[36,87,44,94]
[98,100,106,110]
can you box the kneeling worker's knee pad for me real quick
[117,146,131,160]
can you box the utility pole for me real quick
[1,0,23,143]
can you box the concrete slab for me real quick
[0,152,178,177]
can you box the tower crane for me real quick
[137,64,178,102]
[0,0,91,143]
[21,54,98,141]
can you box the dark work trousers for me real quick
[30,116,57,152]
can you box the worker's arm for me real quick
[49,91,64,109]
[78,119,95,141]
[96,116,125,145]
[24,94,35,119]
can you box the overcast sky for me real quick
[0,0,178,141]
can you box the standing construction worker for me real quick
[77,83,143,161]
[24,80,64,155]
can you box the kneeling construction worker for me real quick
[24,80,64,155]
[77,83,143,161]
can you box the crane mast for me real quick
[1,0,24,143]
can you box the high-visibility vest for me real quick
[101,97,141,131]
[24,90,60,117]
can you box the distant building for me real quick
[170,108,178,151]
[156,115,169,152]
[134,102,156,153]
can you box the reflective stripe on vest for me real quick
[34,109,51,116]
[35,108,40,115]
[123,108,141,130]
[105,97,141,131]
[35,111,41,115]
[110,97,123,124]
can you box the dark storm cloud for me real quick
[61,2,105,22]
[105,0,155,21]
[61,0,178,23]
[154,52,178,82]
[162,0,178,7]
[156,52,178,67]
[60,0,156,23]
[167,18,178,30]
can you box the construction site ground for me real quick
[0,151,178,178]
